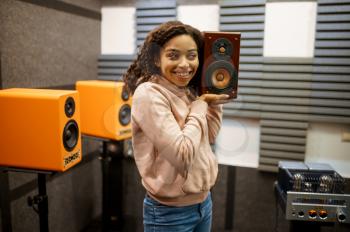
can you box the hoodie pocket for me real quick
[181,148,215,194]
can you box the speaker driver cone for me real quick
[212,38,233,60]
[63,120,79,151]
[65,97,75,118]
[121,87,130,101]
[119,104,131,126]
[205,60,237,94]
[211,68,231,90]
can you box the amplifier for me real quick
[275,161,350,223]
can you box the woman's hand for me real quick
[198,91,235,105]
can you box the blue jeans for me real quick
[143,193,212,232]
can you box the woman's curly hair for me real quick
[123,21,204,95]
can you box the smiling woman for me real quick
[123,20,233,232]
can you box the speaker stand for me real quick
[100,140,124,232]
[27,173,51,232]
[0,169,12,232]
[0,167,53,232]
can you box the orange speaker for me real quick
[0,89,82,171]
[201,31,241,98]
[76,80,132,140]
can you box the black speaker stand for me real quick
[0,167,53,232]
[27,172,51,232]
[100,140,124,232]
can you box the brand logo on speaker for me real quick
[64,150,81,167]
[118,129,132,136]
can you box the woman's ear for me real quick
[155,58,160,67]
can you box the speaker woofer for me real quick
[204,60,237,94]
[63,120,79,151]
[119,104,131,126]
[211,68,232,90]
[65,97,75,118]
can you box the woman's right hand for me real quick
[197,93,232,105]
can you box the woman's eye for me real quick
[167,53,178,60]
[187,53,197,60]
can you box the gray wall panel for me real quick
[255,16,350,171]
[261,135,306,145]
[98,54,135,81]
[312,73,350,82]
[136,17,176,24]
[260,120,308,129]
[136,0,176,9]
[260,73,312,81]
[313,0,350,121]
[262,112,310,121]
[260,149,305,161]
[1,0,100,88]
[317,4,350,13]
[220,0,266,7]
[223,110,261,118]
[260,150,305,160]
[317,14,350,22]
[135,0,177,50]
[136,8,176,17]
[260,143,305,153]
[316,22,350,31]
[221,0,266,120]
[314,57,350,65]
[315,41,350,48]
[220,15,265,23]
[316,32,350,40]
[220,6,265,15]
[315,48,350,56]
[318,0,350,4]
[220,24,265,31]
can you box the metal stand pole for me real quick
[101,141,111,231]
[101,140,124,232]
[0,170,12,232]
[0,168,52,232]
[37,174,49,232]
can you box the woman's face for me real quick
[158,34,199,87]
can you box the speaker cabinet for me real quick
[0,89,82,171]
[76,80,132,141]
[201,31,241,98]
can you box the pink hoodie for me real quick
[131,75,222,206]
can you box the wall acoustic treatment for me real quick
[257,57,313,172]
[98,0,177,82]
[312,0,350,124]
[219,0,266,118]
[135,0,177,49]
[98,54,135,81]
[219,0,350,172]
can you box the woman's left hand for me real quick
[198,90,236,105]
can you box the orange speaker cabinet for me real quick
[201,31,241,98]
[0,89,82,172]
[76,80,132,140]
